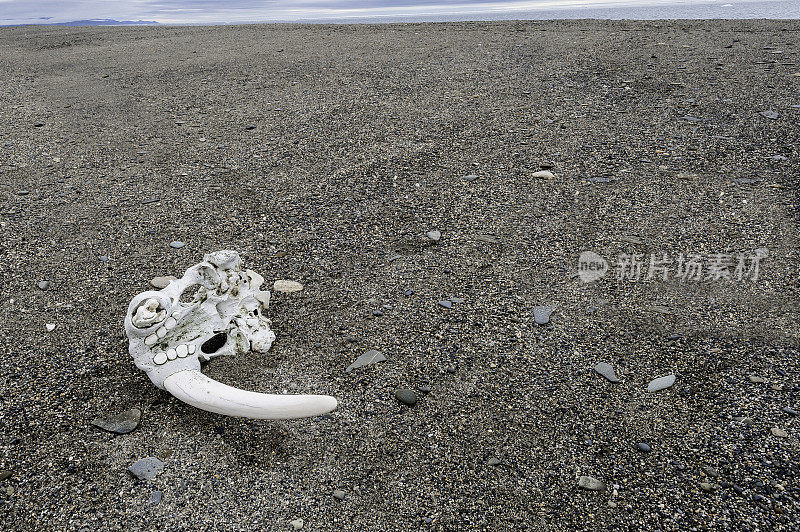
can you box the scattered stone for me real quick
[290,518,304,530]
[533,306,553,325]
[149,491,163,505]
[463,174,478,182]
[637,442,652,453]
[169,240,185,249]
[98,255,108,262]
[702,465,719,477]
[426,230,441,241]
[474,234,500,244]
[450,297,464,304]
[92,408,142,434]
[128,457,164,480]
[37,280,51,290]
[371,309,383,317]
[17,190,30,195]
[438,300,452,309]
[149,276,178,289]
[782,406,797,416]
[418,384,432,393]
[748,375,766,383]
[0,471,11,481]
[141,197,161,205]
[647,374,676,392]
[587,176,615,183]
[759,110,780,120]
[395,388,417,406]
[346,350,386,373]
[487,458,501,466]
[45,323,56,332]
[594,362,620,383]
[332,490,345,500]
[445,366,456,374]
[771,427,788,438]
[273,280,303,293]
[734,416,754,426]
[531,170,555,179]
[578,476,605,491]
[700,482,716,492]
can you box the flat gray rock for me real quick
[594,362,620,383]
[128,457,163,481]
[92,408,141,434]
[169,240,185,249]
[149,276,177,289]
[463,174,478,182]
[149,491,163,505]
[647,374,676,392]
[37,280,51,290]
[578,475,605,491]
[533,306,553,325]
[438,300,452,309]
[346,350,386,373]
[760,110,780,119]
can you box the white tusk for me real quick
[163,370,338,420]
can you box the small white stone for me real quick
[164,317,177,330]
[153,352,167,365]
[273,280,303,293]
[156,326,167,338]
[166,348,177,360]
[45,323,56,332]
[144,334,158,346]
[176,344,188,357]
[531,170,555,179]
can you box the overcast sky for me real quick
[0,0,789,24]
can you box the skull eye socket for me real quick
[201,332,227,354]
[179,284,202,304]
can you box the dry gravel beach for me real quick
[1,20,799,530]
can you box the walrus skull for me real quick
[124,250,337,419]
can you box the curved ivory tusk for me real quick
[163,370,338,419]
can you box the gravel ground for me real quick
[0,20,799,530]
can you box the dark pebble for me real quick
[782,406,797,416]
[395,388,417,406]
[487,458,501,466]
[372,310,383,317]
[91,408,142,434]
[637,442,652,453]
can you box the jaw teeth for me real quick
[156,326,167,338]
[152,344,194,365]
[164,317,177,330]
[144,334,158,346]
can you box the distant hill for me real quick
[1,19,158,27]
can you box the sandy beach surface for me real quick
[0,20,799,530]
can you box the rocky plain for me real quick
[0,19,799,530]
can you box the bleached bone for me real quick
[124,250,337,419]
